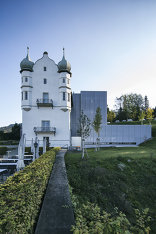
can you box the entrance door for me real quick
[43,137,50,148]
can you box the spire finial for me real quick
[27,47,29,56]
[63,47,65,57]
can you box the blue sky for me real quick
[0,0,156,126]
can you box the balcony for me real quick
[34,127,56,135]
[36,99,53,108]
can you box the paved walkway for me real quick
[35,149,75,234]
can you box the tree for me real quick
[115,93,144,121]
[144,96,149,111]
[107,110,116,123]
[11,123,21,140]
[138,111,145,125]
[153,107,156,118]
[93,107,102,151]
[146,108,154,124]
[78,111,91,159]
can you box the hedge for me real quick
[0,147,60,233]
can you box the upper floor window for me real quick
[44,67,46,71]
[22,92,23,100]
[44,78,47,84]
[68,93,70,102]
[63,92,65,101]
[63,78,65,83]
[43,93,49,103]
[67,79,69,84]
[25,91,28,100]
[25,77,28,82]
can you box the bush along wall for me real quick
[0,147,60,233]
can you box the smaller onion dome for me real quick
[58,48,71,74]
[20,47,34,73]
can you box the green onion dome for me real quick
[58,48,71,74]
[20,47,34,73]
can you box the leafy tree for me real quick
[93,107,102,151]
[79,111,91,159]
[138,111,145,125]
[107,110,116,123]
[144,95,149,111]
[11,123,21,140]
[146,108,154,124]
[153,107,156,118]
[115,93,144,121]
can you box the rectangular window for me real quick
[25,77,28,82]
[42,121,50,131]
[43,93,49,103]
[44,78,47,84]
[25,91,28,100]
[44,67,46,71]
[67,79,69,84]
[63,78,65,83]
[22,92,23,100]
[63,92,65,101]
[68,93,70,102]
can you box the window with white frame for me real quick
[63,92,65,101]
[68,93,70,102]
[25,91,28,100]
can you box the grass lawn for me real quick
[65,121,156,233]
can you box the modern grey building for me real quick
[71,91,107,136]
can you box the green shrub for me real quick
[0,147,8,155]
[0,147,60,233]
[70,187,151,234]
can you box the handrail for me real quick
[36,99,53,104]
[34,127,56,135]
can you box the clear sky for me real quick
[0,0,156,127]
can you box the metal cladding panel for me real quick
[81,91,107,125]
[71,93,81,136]
[71,91,107,137]
[86,125,151,145]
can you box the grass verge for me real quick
[65,122,156,233]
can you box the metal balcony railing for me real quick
[34,127,56,135]
[36,99,53,108]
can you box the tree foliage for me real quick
[115,93,145,121]
[79,111,91,140]
[78,111,91,159]
[107,110,116,123]
[146,108,154,124]
[0,123,21,141]
[92,107,102,137]
[138,111,145,125]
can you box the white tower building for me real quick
[20,48,72,148]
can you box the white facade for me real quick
[21,51,72,148]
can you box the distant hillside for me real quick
[0,124,21,133]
